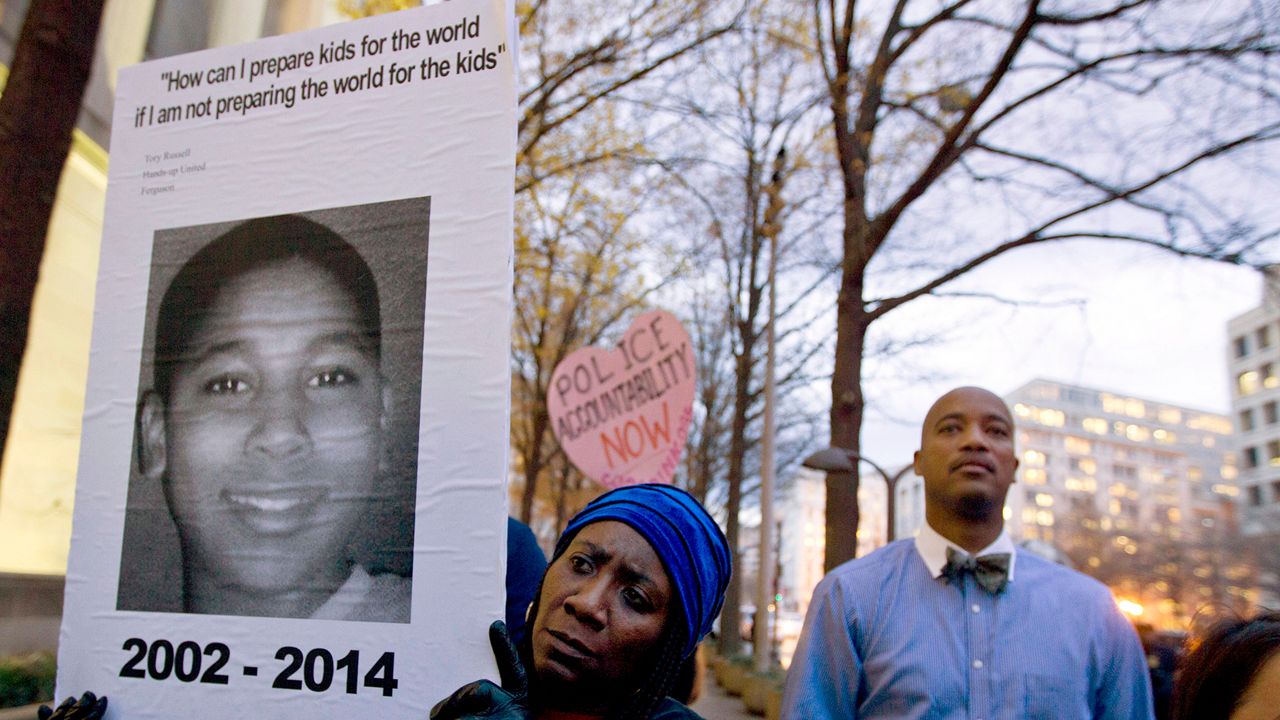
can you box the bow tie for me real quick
[942,547,1010,594]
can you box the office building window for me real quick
[1269,440,1280,465]
[1239,366,1259,394]
[1259,326,1272,349]
[1245,446,1260,468]
[1239,370,1260,396]
[146,1,211,60]
[1273,481,1280,503]
[1082,417,1108,434]
[1241,408,1256,432]
[1070,456,1097,475]
[1235,335,1250,358]
[1063,388,1095,406]
[1267,401,1279,425]
[1065,437,1092,454]
[1249,485,1264,506]
[1265,363,1278,389]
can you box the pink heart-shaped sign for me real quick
[547,310,695,489]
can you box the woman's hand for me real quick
[38,692,107,720]
[430,621,530,719]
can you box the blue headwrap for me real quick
[554,484,732,659]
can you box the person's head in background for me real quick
[137,214,389,619]
[1172,611,1280,720]
[528,483,731,719]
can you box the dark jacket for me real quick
[649,697,705,719]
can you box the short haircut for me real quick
[152,214,382,400]
[1173,611,1280,720]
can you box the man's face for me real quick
[914,387,1018,524]
[144,257,386,597]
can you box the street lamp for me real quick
[802,448,913,541]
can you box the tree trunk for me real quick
[553,461,572,535]
[820,0,877,572]
[0,0,107,469]
[519,405,549,523]
[717,331,755,657]
[825,267,868,571]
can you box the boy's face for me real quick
[142,256,386,597]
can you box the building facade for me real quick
[1226,266,1280,536]
[778,466,896,616]
[777,379,1256,629]
[1004,379,1249,628]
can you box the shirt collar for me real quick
[914,520,1017,582]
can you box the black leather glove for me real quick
[38,692,108,720]
[429,621,530,719]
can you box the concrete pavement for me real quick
[0,704,39,720]
[690,673,759,720]
[0,687,759,720]
[0,667,763,720]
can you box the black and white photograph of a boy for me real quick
[116,198,428,623]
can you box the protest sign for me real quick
[56,1,515,716]
[547,310,695,488]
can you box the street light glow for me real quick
[1116,598,1145,617]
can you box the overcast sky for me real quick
[853,240,1263,467]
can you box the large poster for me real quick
[57,2,515,717]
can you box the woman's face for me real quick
[531,521,673,711]
[143,257,386,604]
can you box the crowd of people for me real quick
[45,221,1280,720]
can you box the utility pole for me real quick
[753,149,784,673]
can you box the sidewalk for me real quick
[0,704,39,720]
[0,689,756,720]
[690,674,758,720]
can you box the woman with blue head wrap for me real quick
[44,484,730,720]
[432,483,732,720]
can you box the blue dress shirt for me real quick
[781,526,1154,719]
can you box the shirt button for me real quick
[971,604,981,613]
[973,660,984,669]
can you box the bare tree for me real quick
[681,290,734,504]
[343,3,743,533]
[507,0,750,529]
[516,0,741,192]
[657,0,839,654]
[813,0,1280,570]
[510,167,674,524]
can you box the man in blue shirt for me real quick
[782,387,1154,719]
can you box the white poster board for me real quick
[56,1,515,716]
